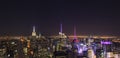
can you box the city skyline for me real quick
[0,0,120,36]
[0,0,120,58]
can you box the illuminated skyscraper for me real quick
[59,23,63,38]
[32,26,37,36]
[59,23,67,39]
[73,26,79,43]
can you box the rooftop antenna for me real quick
[32,26,36,36]
[74,25,77,39]
[73,25,79,43]
[60,23,62,33]
[33,26,35,32]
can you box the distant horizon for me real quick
[0,0,120,36]
[0,31,119,37]
[0,25,120,36]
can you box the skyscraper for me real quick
[32,26,37,36]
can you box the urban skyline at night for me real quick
[0,0,120,58]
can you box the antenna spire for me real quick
[32,26,36,36]
[74,25,77,39]
[60,23,62,33]
[33,26,35,32]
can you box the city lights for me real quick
[0,26,119,58]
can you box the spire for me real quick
[74,26,77,39]
[73,25,79,43]
[33,26,35,32]
[60,23,62,33]
[59,23,63,38]
[32,26,36,36]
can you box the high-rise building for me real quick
[32,26,37,36]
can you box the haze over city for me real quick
[0,0,119,36]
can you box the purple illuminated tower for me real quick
[59,23,64,38]
[73,26,79,43]
[74,26,77,39]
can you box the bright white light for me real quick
[78,48,83,53]
[76,45,83,54]
[80,43,84,46]
[11,42,15,44]
[8,54,10,57]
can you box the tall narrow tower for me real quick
[60,23,62,33]
[32,26,37,36]
[59,23,63,35]
[59,23,63,39]
[74,26,77,39]
[73,26,79,43]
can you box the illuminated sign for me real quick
[101,41,112,44]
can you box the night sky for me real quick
[0,0,120,36]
